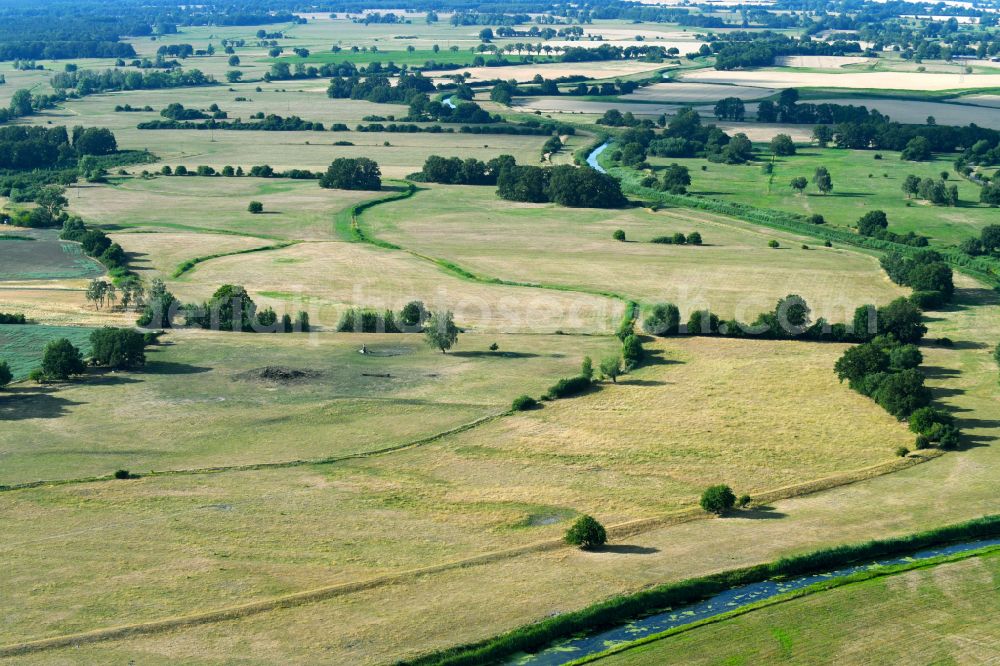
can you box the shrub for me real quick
[737,494,751,508]
[41,338,85,380]
[700,484,736,515]
[113,469,133,479]
[248,200,263,213]
[808,214,825,225]
[895,446,909,457]
[545,375,592,399]
[28,368,45,384]
[914,434,930,450]
[599,355,622,383]
[621,334,644,369]
[581,356,593,380]
[612,229,626,241]
[511,394,539,411]
[909,290,946,310]
[686,231,702,245]
[564,515,607,549]
[908,406,954,435]
[0,360,11,388]
[768,240,779,248]
[643,303,680,336]
[937,425,961,450]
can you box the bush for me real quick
[737,494,751,508]
[544,375,592,400]
[909,290,946,310]
[914,434,930,450]
[908,406,954,435]
[0,360,11,388]
[113,469,133,479]
[643,303,680,336]
[895,446,910,457]
[248,200,263,213]
[511,394,539,411]
[89,327,147,369]
[41,338,86,380]
[564,515,607,549]
[768,240,779,248]
[700,484,736,515]
[612,229,625,242]
[687,231,702,245]
[621,334,644,369]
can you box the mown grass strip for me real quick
[171,241,299,278]
[401,513,1000,666]
[333,183,415,245]
[566,544,1000,665]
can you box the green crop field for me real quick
[0,324,95,380]
[0,230,104,281]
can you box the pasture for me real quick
[0,334,914,652]
[644,147,997,245]
[26,88,566,178]
[0,330,616,485]
[361,184,908,319]
[596,551,1000,665]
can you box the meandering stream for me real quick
[506,537,1000,665]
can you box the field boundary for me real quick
[171,241,300,278]
[0,451,943,657]
[0,410,509,493]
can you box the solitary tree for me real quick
[599,355,622,383]
[700,484,736,515]
[248,201,263,214]
[564,515,607,549]
[902,174,921,198]
[790,176,807,194]
[41,338,86,380]
[770,133,796,156]
[424,310,458,353]
[813,166,833,195]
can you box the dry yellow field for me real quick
[680,69,1000,91]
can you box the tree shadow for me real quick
[450,351,544,359]
[617,378,667,387]
[144,361,212,375]
[640,349,682,367]
[921,365,962,379]
[942,340,987,351]
[930,386,965,398]
[952,287,1000,308]
[0,389,84,420]
[595,544,660,555]
[734,505,787,519]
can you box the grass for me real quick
[593,550,1000,665]
[0,333,915,650]
[0,330,616,485]
[645,147,997,246]
[72,176,383,241]
[0,324,95,380]
[360,184,908,319]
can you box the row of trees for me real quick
[901,173,959,206]
[835,335,959,448]
[61,218,129,277]
[0,125,116,171]
[879,250,955,307]
[641,295,926,344]
[24,328,151,385]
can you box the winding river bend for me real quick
[505,537,1000,665]
[585,141,610,173]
